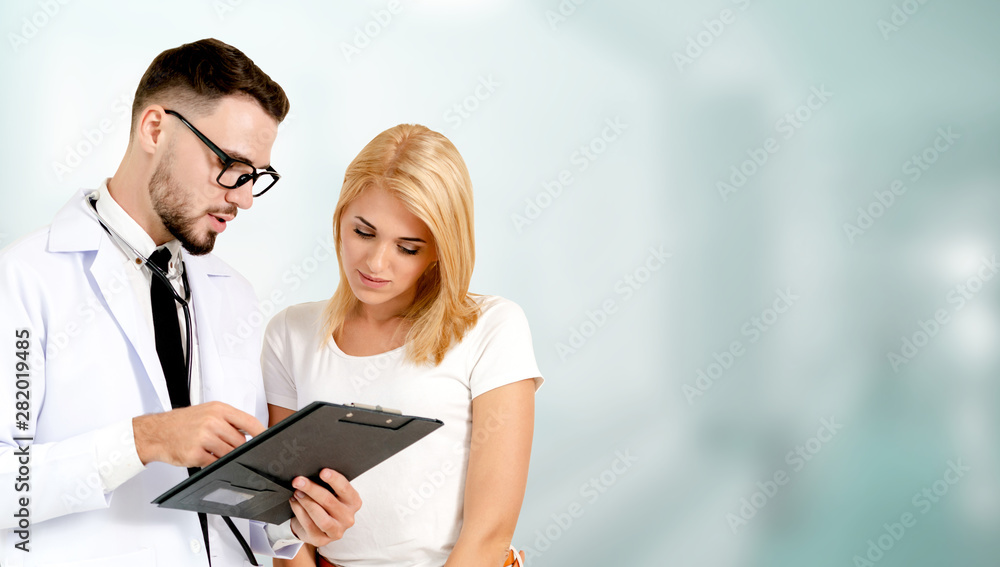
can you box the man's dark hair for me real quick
[130,38,289,134]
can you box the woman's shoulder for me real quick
[265,300,328,337]
[472,294,521,313]
[469,294,529,329]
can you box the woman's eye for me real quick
[354,228,374,238]
[399,246,418,256]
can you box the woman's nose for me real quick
[366,243,389,273]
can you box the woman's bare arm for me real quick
[444,379,537,567]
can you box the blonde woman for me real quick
[263,124,542,567]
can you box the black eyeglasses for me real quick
[164,109,280,198]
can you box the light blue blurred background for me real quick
[2,1,999,565]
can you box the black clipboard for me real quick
[151,401,443,524]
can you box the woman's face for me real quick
[339,186,438,319]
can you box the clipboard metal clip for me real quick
[348,402,402,415]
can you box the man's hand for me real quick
[133,401,266,467]
[288,468,362,546]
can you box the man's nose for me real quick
[225,181,254,210]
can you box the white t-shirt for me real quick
[262,295,543,566]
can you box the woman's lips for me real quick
[359,270,390,288]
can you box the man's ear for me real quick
[135,105,167,156]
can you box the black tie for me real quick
[149,247,189,408]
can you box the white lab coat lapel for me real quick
[50,190,174,412]
[89,236,174,411]
[186,259,227,404]
[186,252,263,421]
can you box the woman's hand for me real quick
[288,468,362,546]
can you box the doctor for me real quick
[0,39,359,566]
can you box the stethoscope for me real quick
[88,194,194,392]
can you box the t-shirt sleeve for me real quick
[261,307,298,410]
[468,298,544,399]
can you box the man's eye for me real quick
[354,228,374,238]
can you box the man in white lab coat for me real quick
[0,38,359,566]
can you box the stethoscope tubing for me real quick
[88,196,194,392]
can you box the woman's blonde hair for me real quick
[320,124,479,365]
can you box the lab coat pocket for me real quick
[218,355,259,414]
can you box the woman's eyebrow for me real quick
[356,216,426,243]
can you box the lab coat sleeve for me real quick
[93,418,147,492]
[0,247,130,527]
[250,520,303,559]
[0,426,125,528]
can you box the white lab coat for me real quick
[0,190,279,566]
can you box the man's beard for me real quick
[149,151,235,256]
